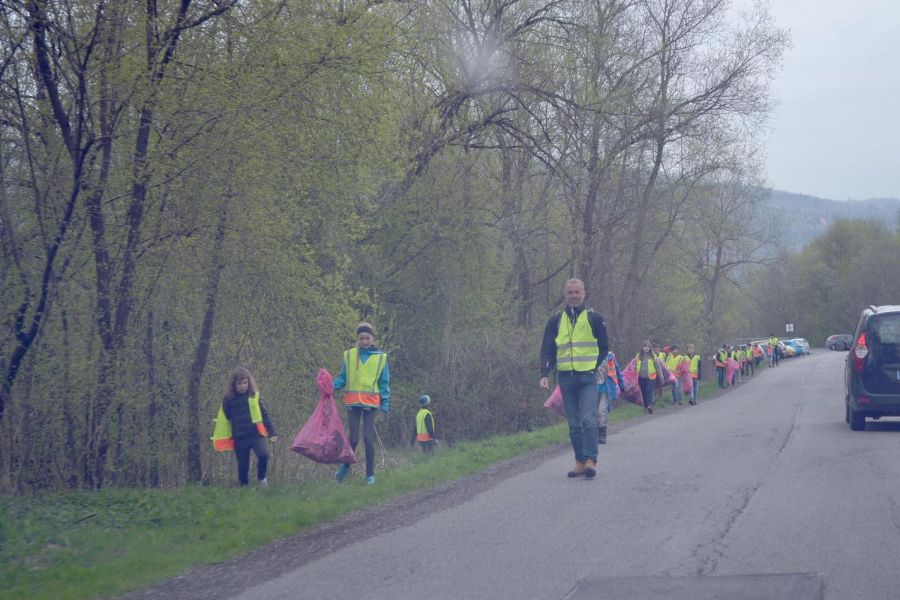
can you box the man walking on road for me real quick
[539,278,609,479]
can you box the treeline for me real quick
[1,0,787,493]
[746,219,900,344]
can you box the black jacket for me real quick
[222,393,276,440]
[540,306,609,377]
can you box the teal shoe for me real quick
[366,475,375,485]
[335,464,350,483]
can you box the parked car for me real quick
[826,333,853,351]
[782,343,797,358]
[844,305,900,431]
[785,338,810,356]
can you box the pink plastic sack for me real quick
[726,358,738,385]
[620,359,644,407]
[543,385,565,417]
[678,360,693,393]
[291,368,357,464]
[655,360,677,388]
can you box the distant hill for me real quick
[760,189,900,249]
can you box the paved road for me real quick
[131,350,900,599]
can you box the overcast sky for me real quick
[763,0,899,201]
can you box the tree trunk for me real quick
[186,198,230,482]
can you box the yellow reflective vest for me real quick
[211,393,268,451]
[555,309,600,373]
[343,348,387,408]
[416,408,434,442]
[688,354,701,378]
[635,354,657,380]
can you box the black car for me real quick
[845,305,900,430]
[826,333,852,351]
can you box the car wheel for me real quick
[849,405,865,431]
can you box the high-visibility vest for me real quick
[607,357,619,387]
[688,354,701,378]
[658,352,667,363]
[635,354,657,380]
[752,345,763,358]
[666,354,685,372]
[211,393,268,451]
[343,348,386,408]
[715,350,728,368]
[769,337,778,350]
[745,348,753,360]
[555,309,599,373]
[416,408,434,442]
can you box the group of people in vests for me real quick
[632,343,703,414]
[212,321,437,487]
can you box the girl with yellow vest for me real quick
[212,367,277,487]
[635,341,658,414]
[334,322,390,485]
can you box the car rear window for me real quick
[863,315,900,394]
[872,316,900,344]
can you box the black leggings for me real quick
[346,407,376,477]
[235,436,269,485]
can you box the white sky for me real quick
[763,0,900,200]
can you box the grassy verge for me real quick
[3,385,755,600]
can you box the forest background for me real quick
[2,0,898,494]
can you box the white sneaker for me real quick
[258,477,268,487]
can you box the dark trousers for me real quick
[235,435,269,486]
[638,376,655,409]
[346,407,376,477]
[419,441,435,454]
[717,367,726,388]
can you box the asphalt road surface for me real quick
[128,350,900,600]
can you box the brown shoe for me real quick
[567,461,585,478]
[583,459,597,478]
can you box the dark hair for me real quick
[224,367,257,401]
[638,340,655,357]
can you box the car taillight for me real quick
[853,332,868,372]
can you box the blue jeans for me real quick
[559,371,599,462]
[717,367,725,388]
[691,378,699,402]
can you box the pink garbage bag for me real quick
[678,361,693,394]
[291,368,357,464]
[655,360,677,388]
[543,385,565,417]
[620,359,644,407]
[726,358,738,385]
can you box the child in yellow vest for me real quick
[415,395,437,453]
[212,367,277,487]
[334,322,390,485]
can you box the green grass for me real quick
[0,397,675,600]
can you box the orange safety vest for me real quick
[607,357,620,387]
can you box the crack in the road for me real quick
[693,405,801,576]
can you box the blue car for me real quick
[784,338,809,356]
